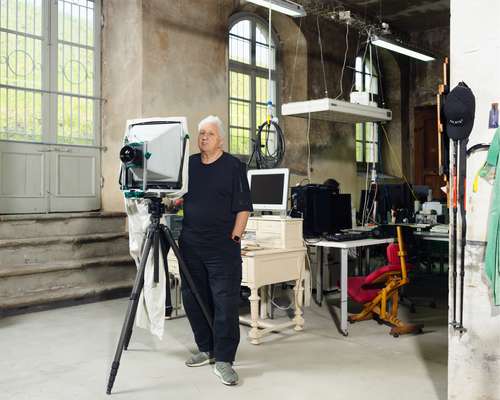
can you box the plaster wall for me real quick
[101,0,143,212]
[448,1,500,399]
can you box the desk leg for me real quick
[249,287,261,345]
[366,248,370,275]
[340,248,349,336]
[260,286,268,320]
[315,246,323,306]
[293,278,305,331]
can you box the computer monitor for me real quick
[359,183,413,224]
[247,168,289,213]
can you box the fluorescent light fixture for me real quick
[282,98,392,123]
[371,35,435,62]
[245,0,306,17]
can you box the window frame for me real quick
[354,49,382,172]
[228,12,280,161]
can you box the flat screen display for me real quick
[250,174,285,205]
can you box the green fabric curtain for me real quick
[482,128,500,305]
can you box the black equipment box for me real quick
[291,184,352,238]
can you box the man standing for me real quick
[179,115,253,386]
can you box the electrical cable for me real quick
[316,16,329,97]
[335,21,349,100]
[380,123,418,201]
[374,43,385,106]
[289,17,303,102]
[306,112,311,181]
[361,157,370,225]
[271,285,294,311]
[249,120,286,169]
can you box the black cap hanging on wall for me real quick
[443,82,476,140]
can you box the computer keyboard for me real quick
[324,231,372,242]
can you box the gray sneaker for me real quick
[213,362,239,386]
[185,352,215,367]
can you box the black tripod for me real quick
[106,197,213,395]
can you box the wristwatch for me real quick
[231,235,241,243]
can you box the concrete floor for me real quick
[0,295,447,400]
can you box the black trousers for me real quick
[179,238,242,363]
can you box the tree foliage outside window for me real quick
[0,0,99,145]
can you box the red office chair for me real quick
[348,226,424,337]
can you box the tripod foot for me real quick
[106,361,120,394]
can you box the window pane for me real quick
[58,44,94,96]
[229,71,250,101]
[355,56,362,91]
[0,0,43,142]
[355,123,363,141]
[255,24,275,70]
[59,0,94,47]
[56,0,96,145]
[365,123,373,141]
[364,60,378,94]
[230,20,250,39]
[229,35,250,64]
[356,141,363,162]
[365,142,378,163]
[255,76,275,104]
[229,127,250,155]
[2,0,42,35]
[0,87,42,141]
[1,0,42,35]
[229,99,250,128]
[0,31,42,89]
[256,24,267,44]
[57,95,93,145]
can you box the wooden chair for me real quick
[348,226,424,337]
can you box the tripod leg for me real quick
[451,141,458,327]
[153,229,160,284]
[458,140,468,332]
[160,227,214,332]
[123,231,157,351]
[106,231,153,395]
[158,237,173,317]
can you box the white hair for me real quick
[198,115,225,138]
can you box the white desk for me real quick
[241,247,306,344]
[309,237,394,336]
[167,246,306,344]
[414,231,449,242]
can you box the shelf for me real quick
[281,98,392,123]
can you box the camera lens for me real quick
[120,145,142,165]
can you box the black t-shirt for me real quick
[181,152,253,245]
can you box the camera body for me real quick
[119,117,190,198]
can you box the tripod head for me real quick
[146,197,166,224]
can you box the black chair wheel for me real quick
[392,333,399,338]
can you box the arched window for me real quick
[354,47,381,167]
[228,14,278,156]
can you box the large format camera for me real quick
[119,117,190,198]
